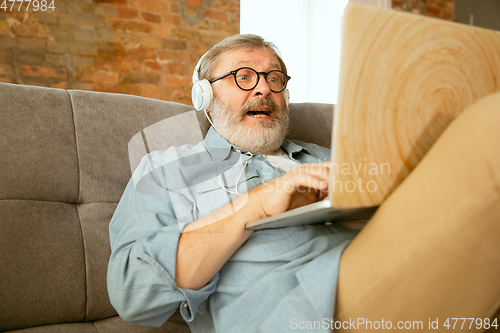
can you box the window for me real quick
[240,0,390,104]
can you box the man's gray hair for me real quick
[196,34,288,81]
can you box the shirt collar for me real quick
[203,127,232,161]
[281,139,311,157]
[203,126,311,160]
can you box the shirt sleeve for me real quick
[107,159,219,327]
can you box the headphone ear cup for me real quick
[283,88,290,107]
[191,79,213,111]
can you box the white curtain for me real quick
[240,0,390,104]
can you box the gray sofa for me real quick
[0,82,333,332]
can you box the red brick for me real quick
[141,36,160,49]
[116,7,139,19]
[227,11,239,25]
[72,55,95,69]
[167,86,184,99]
[96,83,141,96]
[73,28,97,43]
[111,33,142,46]
[98,43,126,60]
[78,70,119,84]
[127,48,156,60]
[187,52,202,63]
[95,4,118,17]
[0,36,16,50]
[121,74,143,84]
[145,73,160,84]
[185,0,201,7]
[129,0,168,13]
[156,50,186,62]
[94,0,126,5]
[45,54,67,67]
[0,77,14,83]
[163,76,191,86]
[141,12,162,24]
[110,20,152,33]
[195,20,210,31]
[0,63,14,77]
[22,65,67,80]
[48,41,99,56]
[425,6,441,17]
[18,38,46,51]
[214,2,239,12]
[17,52,45,65]
[166,62,185,75]
[141,84,162,99]
[170,2,180,14]
[52,81,70,89]
[441,9,453,20]
[151,25,172,37]
[70,82,94,91]
[190,42,210,54]
[59,14,102,29]
[187,7,199,17]
[145,60,162,71]
[29,12,58,25]
[173,27,201,41]
[162,14,181,26]
[12,23,49,39]
[161,39,187,50]
[109,59,142,72]
[116,84,142,96]
[204,9,226,22]
[67,2,94,15]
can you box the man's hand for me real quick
[176,161,331,290]
[250,161,331,219]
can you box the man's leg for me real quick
[335,92,500,332]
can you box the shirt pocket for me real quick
[192,168,260,220]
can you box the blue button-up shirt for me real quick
[107,127,358,332]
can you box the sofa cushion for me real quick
[0,200,86,331]
[67,90,206,204]
[0,83,78,202]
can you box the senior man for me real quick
[107,33,354,332]
[108,34,500,332]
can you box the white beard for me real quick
[209,97,289,154]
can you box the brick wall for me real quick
[0,0,239,105]
[392,0,454,20]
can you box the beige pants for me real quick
[335,92,500,332]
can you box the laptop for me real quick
[246,2,500,230]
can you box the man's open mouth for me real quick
[246,110,270,118]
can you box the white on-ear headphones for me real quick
[191,51,291,112]
[191,53,213,111]
[283,88,290,107]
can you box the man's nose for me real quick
[251,74,272,97]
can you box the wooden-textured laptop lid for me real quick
[331,3,500,208]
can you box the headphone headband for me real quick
[192,52,206,84]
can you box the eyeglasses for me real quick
[209,67,291,93]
